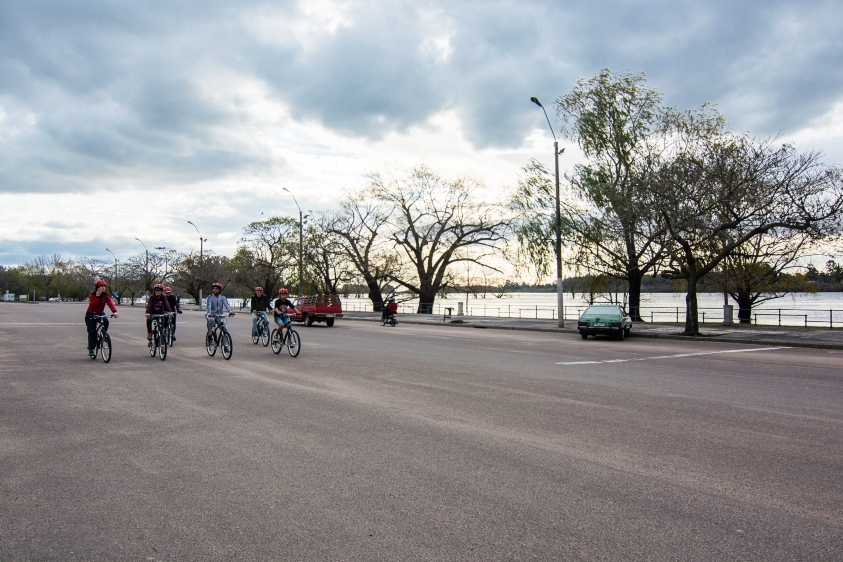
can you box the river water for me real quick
[341,291,843,328]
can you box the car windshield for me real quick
[583,305,621,315]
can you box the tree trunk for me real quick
[365,275,384,312]
[736,291,754,324]
[628,271,645,321]
[683,276,700,335]
[417,290,435,314]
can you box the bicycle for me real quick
[90,314,115,363]
[252,311,271,347]
[206,313,234,360]
[148,314,170,361]
[165,314,176,346]
[271,316,301,357]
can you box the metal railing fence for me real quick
[341,301,843,329]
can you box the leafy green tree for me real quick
[553,68,724,321]
[653,135,843,335]
[232,216,298,296]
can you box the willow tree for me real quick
[554,68,724,320]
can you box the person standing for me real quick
[85,279,119,358]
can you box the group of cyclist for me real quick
[84,279,300,358]
[249,285,298,336]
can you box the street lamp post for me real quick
[283,187,304,298]
[155,247,169,283]
[187,221,206,306]
[105,248,118,282]
[530,96,565,327]
[105,248,119,304]
[135,237,150,293]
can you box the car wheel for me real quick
[624,327,631,337]
[580,332,588,340]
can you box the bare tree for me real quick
[372,166,509,313]
[327,189,400,311]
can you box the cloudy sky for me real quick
[2,0,842,268]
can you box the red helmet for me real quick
[211,282,222,290]
[254,286,263,292]
[153,283,164,291]
[94,279,107,287]
[164,287,172,293]
[278,288,288,295]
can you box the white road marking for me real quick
[557,346,792,365]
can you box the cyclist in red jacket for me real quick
[85,279,119,358]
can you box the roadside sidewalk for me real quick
[341,311,843,351]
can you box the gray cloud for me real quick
[1,0,842,197]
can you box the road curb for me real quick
[340,314,843,351]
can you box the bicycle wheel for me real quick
[287,329,300,357]
[158,336,167,360]
[206,332,217,356]
[221,332,233,360]
[260,324,270,346]
[271,328,282,354]
[101,333,112,363]
[381,316,386,326]
[149,330,157,357]
[251,326,259,345]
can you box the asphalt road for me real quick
[1,303,842,561]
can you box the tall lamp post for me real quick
[530,96,565,327]
[135,237,150,293]
[155,246,169,284]
[105,247,119,281]
[282,187,304,298]
[105,248,119,304]
[187,221,206,306]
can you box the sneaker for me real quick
[206,335,212,345]
[147,332,153,340]
[172,336,176,342]
[88,350,96,359]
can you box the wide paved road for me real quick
[1,303,841,561]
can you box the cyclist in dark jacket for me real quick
[250,286,272,336]
[273,288,298,328]
[145,284,172,339]
[164,287,182,341]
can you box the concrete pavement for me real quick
[341,310,843,351]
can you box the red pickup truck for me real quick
[290,294,343,327]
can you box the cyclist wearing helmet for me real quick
[250,286,272,336]
[145,284,173,340]
[272,288,298,328]
[206,282,234,343]
[164,287,182,341]
[85,280,119,358]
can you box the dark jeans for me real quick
[85,313,108,351]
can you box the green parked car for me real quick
[577,304,632,340]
